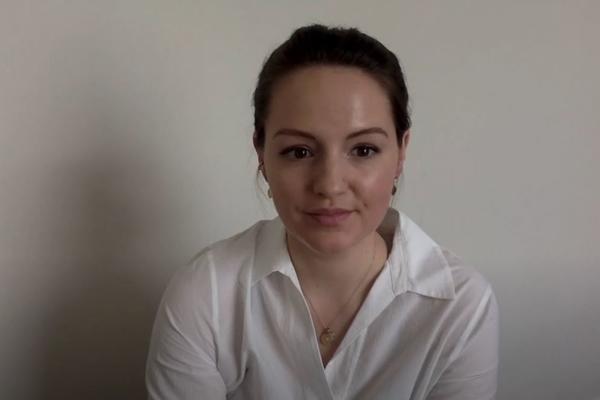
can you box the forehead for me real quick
[265,65,395,139]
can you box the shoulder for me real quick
[161,218,270,314]
[438,247,499,336]
[442,247,496,306]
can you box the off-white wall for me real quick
[1,1,598,399]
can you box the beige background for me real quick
[1,1,598,399]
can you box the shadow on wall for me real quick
[38,129,177,399]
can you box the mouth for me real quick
[305,208,353,226]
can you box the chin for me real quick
[281,209,363,253]
[296,228,357,255]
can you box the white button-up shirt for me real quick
[146,208,498,399]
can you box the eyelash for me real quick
[279,145,380,160]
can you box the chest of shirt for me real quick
[217,274,455,400]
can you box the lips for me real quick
[306,208,351,215]
[305,208,353,226]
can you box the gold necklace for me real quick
[302,234,377,346]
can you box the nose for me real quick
[311,153,348,198]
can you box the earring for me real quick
[392,177,398,195]
[267,188,272,198]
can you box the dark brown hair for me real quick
[252,24,411,149]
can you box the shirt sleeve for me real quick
[146,252,227,399]
[426,285,500,400]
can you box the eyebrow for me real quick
[272,127,389,140]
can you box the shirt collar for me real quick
[251,208,455,300]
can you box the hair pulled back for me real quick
[252,24,411,149]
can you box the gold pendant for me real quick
[319,328,335,345]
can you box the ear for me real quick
[396,130,411,176]
[253,132,267,180]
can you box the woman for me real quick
[146,24,498,399]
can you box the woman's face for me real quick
[257,65,409,255]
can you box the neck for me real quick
[286,231,386,293]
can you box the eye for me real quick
[280,146,313,160]
[351,144,379,158]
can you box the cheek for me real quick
[357,167,394,196]
[269,168,304,199]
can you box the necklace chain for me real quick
[301,234,377,346]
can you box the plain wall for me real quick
[1,1,598,399]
